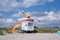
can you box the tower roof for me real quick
[20,18,34,22]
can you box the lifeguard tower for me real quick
[9,13,36,33]
[20,14,34,32]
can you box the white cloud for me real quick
[12,13,20,17]
[45,11,48,14]
[6,18,17,27]
[0,16,6,27]
[0,0,55,12]
[0,14,5,19]
[36,11,60,27]
[6,18,16,23]
[0,0,22,12]
[23,0,40,7]
[22,0,54,7]
[12,11,31,18]
[17,18,21,21]
[0,15,16,27]
[38,11,60,21]
[48,0,54,2]
[12,11,23,18]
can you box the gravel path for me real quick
[0,33,60,40]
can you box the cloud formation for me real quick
[37,11,60,27]
[0,14,16,27]
[0,0,54,12]
[0,10,60,27]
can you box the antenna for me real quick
[21,12,32,18]
[22,11,25,16]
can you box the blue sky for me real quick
[0,0,60,28]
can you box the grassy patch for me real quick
[35,28,60,33]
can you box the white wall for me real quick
[21,21,34,31]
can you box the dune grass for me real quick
[0,27,60,35]
[0,28,9,35]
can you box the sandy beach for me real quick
[0,33,60,40]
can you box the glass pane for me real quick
[28,23,33,26]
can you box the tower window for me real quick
[28,23,33,26]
